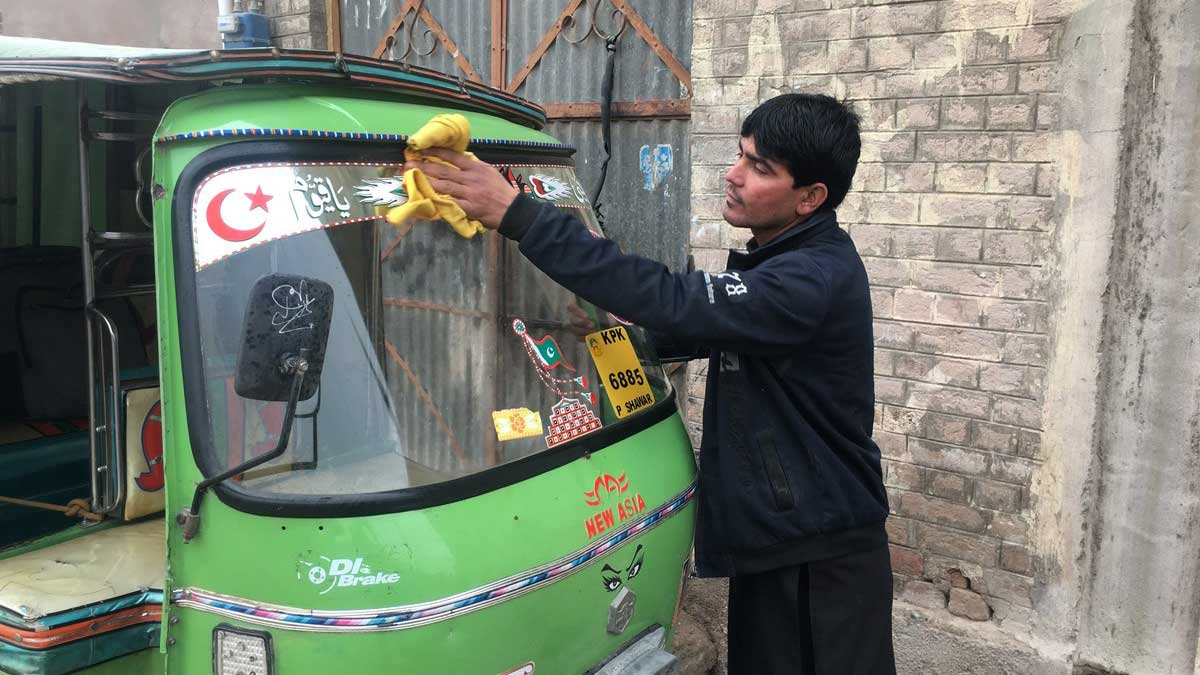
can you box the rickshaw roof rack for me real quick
[0,36,547,129]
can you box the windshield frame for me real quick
[170,140,677,518]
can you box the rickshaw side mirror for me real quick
[235,273,334,402]
[178,273,334,543]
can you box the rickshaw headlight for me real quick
[213,624,274,675]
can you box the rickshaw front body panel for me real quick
[151,84,698,674]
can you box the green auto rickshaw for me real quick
[0,37,696,675]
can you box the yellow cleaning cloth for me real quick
[385,114,487,239]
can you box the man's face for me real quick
[722,136,808,231]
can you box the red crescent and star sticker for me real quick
[206,184,273,242]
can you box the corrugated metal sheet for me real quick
[549,118,691,270]
[517,1,694,268]
[507,0,692,103]
[339,0,493,83]
[377,218,603,475]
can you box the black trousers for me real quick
[727,545,896,675]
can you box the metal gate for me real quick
[334,0,693,268]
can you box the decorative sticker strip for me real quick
[499,166,590,210]
[159,129,411,144]
[170,483,697,634]
[191,162,406,270]
[544,397,602,449]
[492,408,544,442]
[511,319,594,405]
[586,327,655,420]
[156,127,567,151]
[355,176,409,207]
[192,163,592,270]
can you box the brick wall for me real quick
[266,0,328,49]
[689,0,1069,626]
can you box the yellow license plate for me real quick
[586,326,655,419]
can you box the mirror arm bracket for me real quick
[176,353,310,543]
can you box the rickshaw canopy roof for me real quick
[0,36,546,128]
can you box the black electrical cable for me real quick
[591,36,618,232]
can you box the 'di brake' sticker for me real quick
[586,327,655,419]
[492,408,544,442]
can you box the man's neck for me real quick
[750,214,809,248]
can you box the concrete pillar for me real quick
[1044,0,1200,672]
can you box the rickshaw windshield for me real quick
[185,155,671,499]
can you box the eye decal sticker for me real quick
[626,545,644,580]
[601,545,646,593]
[601,565,624,592]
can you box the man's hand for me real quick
[566,303,595,340]
[405,149,519,230]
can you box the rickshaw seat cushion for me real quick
[0,519,164,624]
[0,520,164,674]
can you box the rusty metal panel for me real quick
[549,119,691,271]
[339,0,493,81]
[512,2,692,268]
[506,1,691,102]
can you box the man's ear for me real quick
[795,183,829,217]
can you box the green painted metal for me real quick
[154,83,557,147]
[148,83,696,673]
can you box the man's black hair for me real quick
[740,93,861,211]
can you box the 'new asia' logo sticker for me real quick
[582,472,646,539]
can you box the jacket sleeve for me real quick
[499,195,831,355]
[649,330,708,363]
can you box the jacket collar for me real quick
[727,210,839,270]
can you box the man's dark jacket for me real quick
[501,194,889,578]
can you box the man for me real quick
[411,94,895,675]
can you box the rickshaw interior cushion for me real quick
[14,291,148,421]
[0,520,164,674]
[0,247,82,419]
[14,288,89,420]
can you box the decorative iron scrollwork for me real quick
[385,0,438,68]
[562,0,629,45]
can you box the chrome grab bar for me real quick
[78,87,154,518]
[88,306,125,515]
[80,89,102,515]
